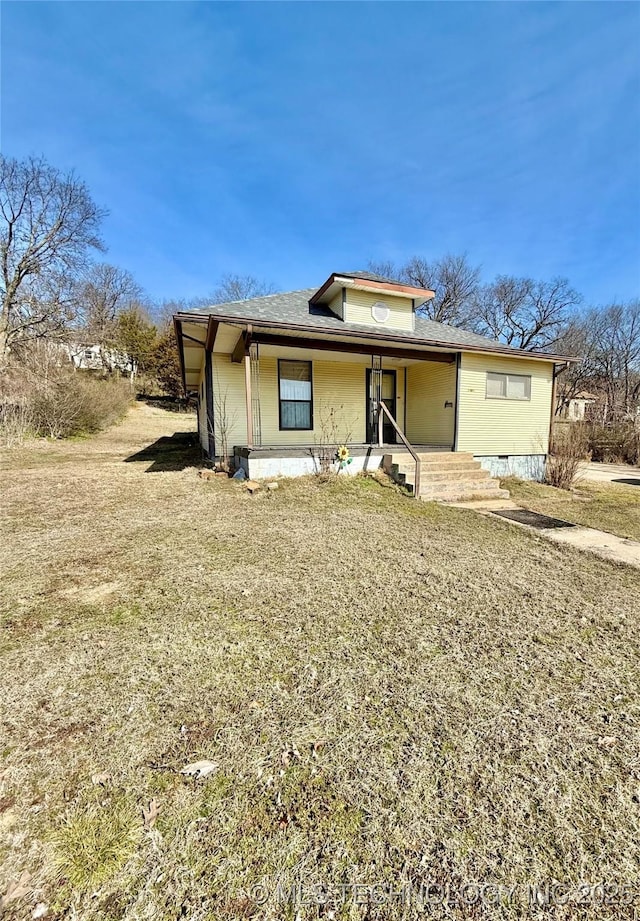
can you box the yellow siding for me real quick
[328,290,344,319]
[211,353,406,447]
[258,357,405,444]
[344,289,414,331]
[258,357,365,444]
[406,361,456,446]
[456,353,553,455]
[211,354,248,451]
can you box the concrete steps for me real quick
[382,451,510,502]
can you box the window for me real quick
[279,359,312,430]
[486,371,531,401]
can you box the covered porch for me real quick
[203,322,460,478]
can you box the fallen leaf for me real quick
[280,747,300,768]
[180,760,217,779]
[91,771,111,786]
[142,798,160,828]
[1,870,32,908]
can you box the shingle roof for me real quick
[338,270,403,285]
[181,287,523,352]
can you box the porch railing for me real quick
[377,401,421,498]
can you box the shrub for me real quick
[545,423,590,489]
[0,361,133,444]
[0,397,33,446]
[586,422,640,466]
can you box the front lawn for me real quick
[505,476,640,542]
[1,405,639,920]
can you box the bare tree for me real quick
[0,155,106,362]
[472,276,582,351]
[77,263,143,346]
[589,301,640,421]
[151,298,190,331]
[553,317,596,415]
[7,270,80,358]
[209,273,276,304]
[367,259,398,282]
[368,254,481,326]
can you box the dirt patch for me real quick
[61,581,122,605]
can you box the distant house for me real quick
[558,391,597,422]
[66,343,134,375]
[173,271,578,499]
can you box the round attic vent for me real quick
[371,301,390,323]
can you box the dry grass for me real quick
[506,476,640,543]
[1,404,640,920]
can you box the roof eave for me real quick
[173,311,580,363]
[308,273,435,305]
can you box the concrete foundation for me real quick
[234,446,390,479]
[475,454,546,481]
[229,448,546,483]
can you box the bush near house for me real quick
[586,421,640,466]
[545,423,591,489]
[553,420,640,468]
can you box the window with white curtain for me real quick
[278,360,313,430]
[486,371,531,401]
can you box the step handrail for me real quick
[377,401,421,497]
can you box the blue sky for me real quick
[2,1,639,304]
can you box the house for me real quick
[173,271,578,500]
[557,391,597,422]
[65,342,133,375]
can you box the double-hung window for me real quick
[279,360,313,430]
[486,371,531,401]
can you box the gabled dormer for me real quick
[309,271,435,332]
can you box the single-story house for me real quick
[557,391,597,422]
[174,271,577,500]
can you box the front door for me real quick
[366,369,397,444]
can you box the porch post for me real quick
[205,349,215,458]
[452,352,462,451]
[244,351,254,450]
[204,318,218,460]
[375,355,383,446]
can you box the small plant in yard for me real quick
[311,403,355,477]
[545,423,590,489]
[213,385,238,472]
[49,795,141,896]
